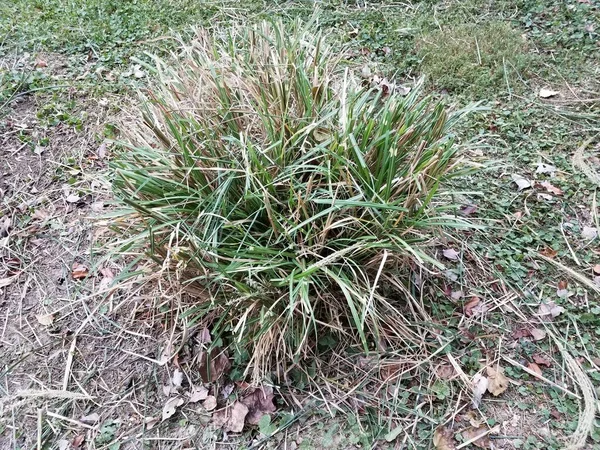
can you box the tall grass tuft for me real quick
[112,19,475,381]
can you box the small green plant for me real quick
[112,19,475,380]
[417,21,531,97]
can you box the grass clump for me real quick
[417,21,530,97]
[112,19,474,380]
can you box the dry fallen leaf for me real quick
[532,354,552,367]
[433,426,456,450]
[540,247,558,258]
[162,397,184,421]
[80,413,100,425]
[97,143,107,159]
[240,386,277,425]
[71,435,85,449]
[530,328,547,341]
[228,401,249,433]
[36,313,55,326]
[512,174,532,191]
[443,248,460,261]
[462,426,492,449]
[582,226,598,240]
[158,343,175,366]
[97,267,115,293]
[539,181,563,196]
[197,327,212,344]
[145,416,159,430]
[536,162,557,175]
[539,88,559,98]
[486,366,509,397]
[538,301,564,320]
[172,368,183,389]
[437,364,456,380]
[71,263,89,280]
[66,194,81,203]
[188,385,209,403]
[198,348,231,382]
[464,296,481,317]
[451,290,463,300]
[472,373,489,408]
[203,395,217,411]
[459,205,477,216]
[527,362,543,377]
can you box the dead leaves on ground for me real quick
[240,386,277,425]
[213,401,249,433]
[486,366,509,397]
[472,365,509,408]
[71,262,89,280]
[433,426,456,450]
[158,328,277,433]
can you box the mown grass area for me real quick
[1,0,600,449]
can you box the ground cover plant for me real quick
[1,0,599,449]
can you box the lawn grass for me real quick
[1,0,599,448]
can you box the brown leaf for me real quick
[71,263,89,280]
[459,205,477,216]
[512,327,532,339]
[212,402,249,433]
[462,426,492,448]
[558,280,568,290]
[527,362,543,377]
[212,407,230,428]
[198,348,230,382]
[464,296,481,317]
[240,386,277,425]
[188,386,209,403]
[35,59,48,68]
[161,397,184,422]
[98,267,115,292]
[436,364,456,380]
[539,181,563,196]
[538,301,564,320]
[530,328,547,341]
[540,247,558,258]
[532,354,552,367]
[197,327,212,344]
[433,426,456,450]
[443,248,460,261]
[32,209,49,221]
[97,143,107,159]
[486,366,509,396]
[71,435,85,449]
[228,401,249,433]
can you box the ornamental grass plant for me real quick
[112,19,475,381]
